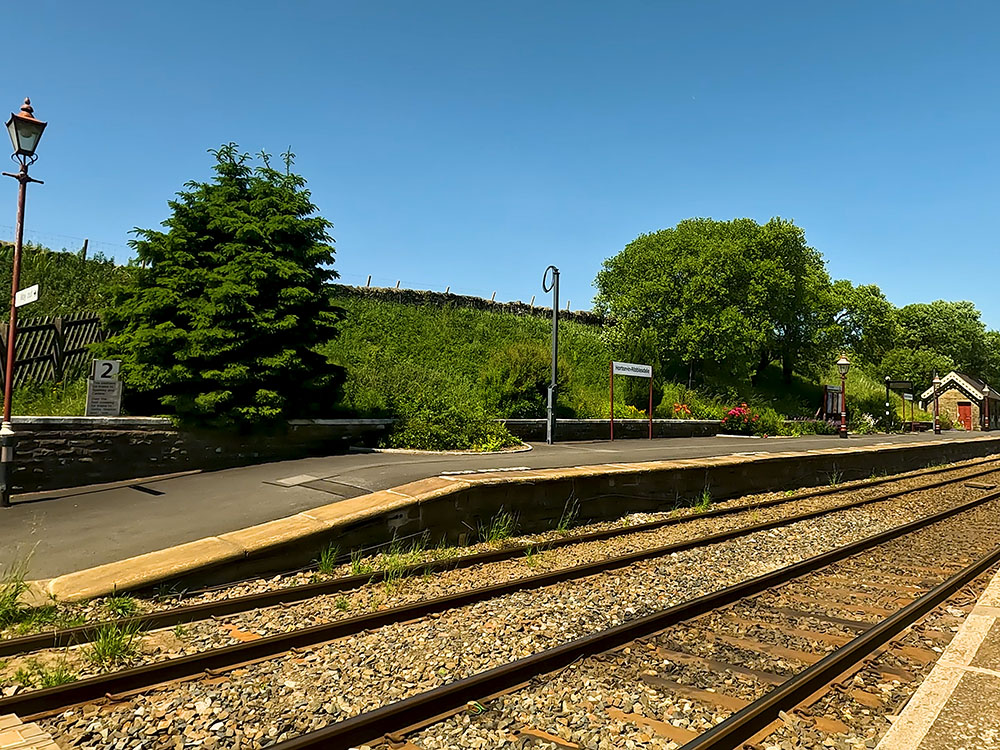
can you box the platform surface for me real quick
[877,560,1000,749]
[0,431,993,580]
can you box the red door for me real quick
[958,402,973,431]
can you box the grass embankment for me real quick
[323,295,931,441]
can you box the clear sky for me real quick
[5,2,999,326]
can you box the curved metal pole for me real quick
[542,266,559,444]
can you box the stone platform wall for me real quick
[9,417,393,494]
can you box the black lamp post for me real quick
[984,384,991,432]
[0,98,46,507]
[933,373,942,435]
[836,354,850,438]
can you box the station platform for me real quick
[2,431,991,582]
[877,563,1000,750]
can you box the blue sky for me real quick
[6,2,1000,325]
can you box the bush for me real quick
[787,419,837,436]
[479,343,556,418]
[848,411,879,434]
[754,407,784,436]
[385,406,520,452]
[720,403,760,435]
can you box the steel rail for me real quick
[260,489,1000,750]
[677,540,1000,749]
[4,458,997,660]
[7,482,1000,720]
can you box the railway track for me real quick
[6,461,1000,748]
[4,457,999,662]
[266,488,1000,750]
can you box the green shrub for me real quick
[787,419,837,436]
[720,403,759,435]
[755,407,785,436]
[478,342,558,418]
[385,405,519,452]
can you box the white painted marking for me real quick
[440,466,531,475]
[273,474,320,487]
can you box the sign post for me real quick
[85,359,122,417]
[609,361,653,441]
[884,379,914,432]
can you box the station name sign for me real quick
[612,361,652,378]
[887,380,913,390]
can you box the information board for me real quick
[85,380,122,417]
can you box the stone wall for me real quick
[330,284,605,326]
[9,417,393,494]
[503,418,720,441]
[938,390,980,430]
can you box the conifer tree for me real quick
[100,144,343,427]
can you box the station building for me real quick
[919,371,1000,431]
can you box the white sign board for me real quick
[92,359,121,382]
[85,380,122,416]
[612,361,652,378]
[13,284,38,308]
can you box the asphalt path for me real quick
[1,431,991,579]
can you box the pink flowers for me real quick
[721,402,760,434]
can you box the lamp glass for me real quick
[836,355,851,377]
[6,115,45,157]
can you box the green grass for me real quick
[555,497,580,534]
[694,488,713,512]
[103,594,139,619]
[350,549,374,577]
[10,378,88,417]
[316,543,340,575]
[477,508,518,545]
[85,622,142,668]
[12,657,78,688]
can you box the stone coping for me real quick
[10,416,172,428]
[501,418,720,425]
[26,435,1000,603]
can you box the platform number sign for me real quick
[92,359,120,382]
[86,359,123,417]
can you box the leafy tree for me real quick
[829,280,899,367]
[594,217,831,386]
[877,348,954,393]
[897,300,986,373]
[99,144,343,427]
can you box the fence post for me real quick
[51,316,65,382]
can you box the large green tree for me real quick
[896,300,987,374]
[100,145,343,427]
[594,217,831,385]
[829,280,899,367]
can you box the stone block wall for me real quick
[938,390,980,430]
[9,417,393,494]
[503,418,720,441]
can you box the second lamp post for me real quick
[836,354,850,438]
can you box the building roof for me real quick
[919,370,1000,402]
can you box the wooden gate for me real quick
[0,312,103,386]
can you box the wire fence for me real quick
[0,312,103,386]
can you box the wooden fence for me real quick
[0,312,103,385]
